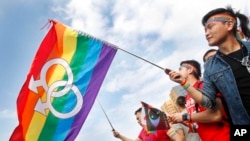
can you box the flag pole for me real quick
[97,98,115,131]
[115,46,164,70]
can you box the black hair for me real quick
[176,96,186,108]
[180,60,201,79]
[203,49,217,62]
[202,5,250,39]
[134,107,142,115]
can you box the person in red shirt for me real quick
[167,60,230,141]
[113,107,170,141]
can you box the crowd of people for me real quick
[112,5,250,141]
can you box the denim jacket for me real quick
[201,41,250,125]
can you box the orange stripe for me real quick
[22,91,43,136]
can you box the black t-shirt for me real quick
[218,45,250,116]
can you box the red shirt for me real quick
[185,80,230,141]
[138,128,170,141]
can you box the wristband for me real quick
[183,83,190,89]
[181,80,190,90]
[182,113,189,121]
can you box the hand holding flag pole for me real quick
[97,98,115,131]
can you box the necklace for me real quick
[219,44,250,73]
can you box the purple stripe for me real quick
[65,44,117,140]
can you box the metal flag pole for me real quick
[97,98,115,131]
[116,47,164,70]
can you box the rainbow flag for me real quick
[10,20,117,141]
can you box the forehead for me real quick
[136,113,141,119]
[136,112,141,116]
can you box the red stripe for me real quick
[10,21,60,140]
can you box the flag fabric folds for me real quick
[141,101,170,133]
[10,20,117,141]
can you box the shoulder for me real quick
[194,80,203,89]
[242,41,250,51]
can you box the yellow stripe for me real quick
[25,113,47,141]
[62,28,78,62]
[26,27,77,140]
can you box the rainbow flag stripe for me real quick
[10,20,117,141]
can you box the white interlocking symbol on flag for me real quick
[28,58,83,119]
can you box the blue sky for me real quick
[0,0,248,140]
